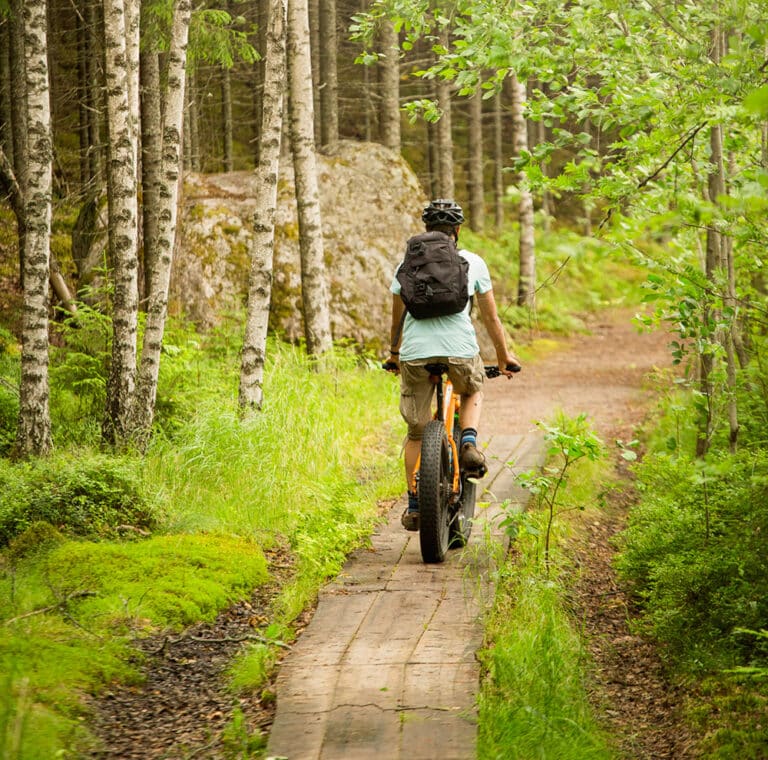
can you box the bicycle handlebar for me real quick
[381,362,521,376]
[484,363,522,378]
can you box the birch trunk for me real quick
[102,0,140,445]
[318,0,338,152]
[10,0,27,285]
[124,0,140,175]
[140,46,162,301]
[378,19,400,152]
[0,17,12,166]
[467,90,484,232]
[17,0,53,457]
[435,28,454,199]
[493,89,504,229]
[511,73,535,307]
[697,29,738,456]
[128,0,191,445]
[239,0,287,410]
[288,0,332,355]
[222,64,234,171]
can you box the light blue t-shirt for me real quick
[390,249,492,361]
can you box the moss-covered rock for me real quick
[174,141,426,351]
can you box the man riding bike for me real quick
[387,199,521,531]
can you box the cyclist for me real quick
[387,199,521,531]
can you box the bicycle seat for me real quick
[424,362,449,376]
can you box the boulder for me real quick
[172,140,427,351]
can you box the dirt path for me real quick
[264,310,689,759]
[92,310,693,758]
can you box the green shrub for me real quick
[616,449,768,670]
[0,453,155,545]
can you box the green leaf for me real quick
[744,85,768,118]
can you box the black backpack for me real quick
[396,231,470,319]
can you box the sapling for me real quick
[512,414,603,575]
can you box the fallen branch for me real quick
[4,590,96,626]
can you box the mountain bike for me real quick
[383,361,519,563]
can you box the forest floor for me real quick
[89,309,700,759]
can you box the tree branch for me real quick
[4,590,96,626]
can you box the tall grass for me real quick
[478,417,614,760]
[145,343,402,539]
[0,336,405,758]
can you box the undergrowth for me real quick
[478,414,615,759]
[614,345,768,758]
[461,224,646,336]
[0,330,403,758]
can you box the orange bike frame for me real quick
[410,378,462,495]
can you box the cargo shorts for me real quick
[399,355,485,440]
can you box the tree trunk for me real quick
[140,46,162,304]
[467,90,484,232]
[222,64,234,170]
[124,0,140,177]
[85,0,103,185]
[0,17,12,167]
[17,0,53,457]
[378,19,400,152]
[697,30,738,456]
[318,0,338,152]
[511,73,535,307]
[308,0,320,144]
[287,0,332,355]
[185,68,201,171]
[435,28,454,199]
[102,0,140,445]
[493,89,504,229]
[10,0,28,287]
[427,116,439,198]
[128,0,191,446]
[239,0,287,410]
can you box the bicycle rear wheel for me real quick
[449,423,477,547]
[418,420,452,563]
[450,476,476,548]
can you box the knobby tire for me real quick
[419,420,452,563]
[450,422,476,547]
[450,477,476,547]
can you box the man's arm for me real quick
[476,289,521,377]
[387,294,406,369]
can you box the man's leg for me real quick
[404,437,421,491]
[458,390,487,475]
[458,390,482,431]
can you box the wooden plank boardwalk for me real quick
[266,431,546,760]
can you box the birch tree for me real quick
[467,90,484,232]
[318,0,339,152]
[102,0,140,444]
[239,0,287,410]
[128,0,192,445]
[287,0,332,355]
[17,0,53,457]
[510,72,535,307]
[435,27,454,199]
[378,19,400,152]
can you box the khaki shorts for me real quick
[399,355,485,440]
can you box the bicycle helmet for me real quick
[421,199,465,226]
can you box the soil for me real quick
[89,310,699,758]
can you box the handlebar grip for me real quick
[484,363,522,378]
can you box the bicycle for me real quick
[383,361,519,563]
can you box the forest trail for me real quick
[266,310,679,760]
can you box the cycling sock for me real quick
[408,491,419,512]
[460,428,478,448]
